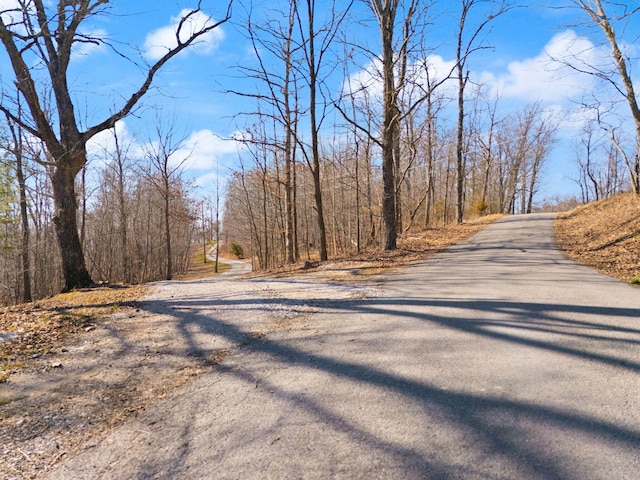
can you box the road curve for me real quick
[45,214,640,480]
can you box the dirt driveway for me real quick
[34,214,640,480]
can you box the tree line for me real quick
[0,0,638,306]
[0,0,232,301]
[221,0,636,268]
[0,114,207,305]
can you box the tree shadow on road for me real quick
[125,288,640,480]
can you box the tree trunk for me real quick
[311,163,328,259]
[6,113,32,302]
[355,140,361,254]
[425,93,435,228]
[306,0,329,261]
[215,192,220,273]
[380,4,398,250]
[17,159,32,303]
[163,187,172,281]
[394,132,403,233]
[114,135,130,282]
[283,7,297,265]
[51,164,92,291]
[455,56,467,223]
[293,148,300,261]
[284,136,296,264]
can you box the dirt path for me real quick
[39,214,640,480]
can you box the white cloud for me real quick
[143,9,225,61]
[87,120,128,156]
[194,170,226,191]
[482,30,608,103]
[86,121,147,166]
[86,121,131,157]
[414,54,458,98]
[87,123,245,191]
[344,59,382,99]
[172,129,244,171]
[345,30,612,109]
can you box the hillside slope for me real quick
[555,193,640,284]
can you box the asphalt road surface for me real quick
[47,213,640,479]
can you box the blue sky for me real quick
[2,0,638,203]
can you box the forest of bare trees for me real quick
[0,0,638,306]
[222,0,566,268]
[0,117,201,305]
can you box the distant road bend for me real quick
[47,213,640,480]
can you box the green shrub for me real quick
[631,277,640,285]
[230,243,244,258]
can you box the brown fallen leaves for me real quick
[555,192,640,285]
[1,285,148,379]
[251,214,504,281]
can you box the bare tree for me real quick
[564,0,640,194]
[295,0,353,261]
[93,125,137,282]
[573,116,628,202]
[364,0,437,249]
[141,112,191,281]
[346,1,452,247]
[3,110,32,302]
[577,123,602,202]
[234,0,301,264]
[0,1,232,291]
[454,0,511,223]
[368,0,410,249]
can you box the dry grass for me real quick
[174,243,232,280]
[556,192,640,285]
[174,256,231,280]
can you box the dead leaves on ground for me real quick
[253,214,503,281]
[556,192,640,284]
[1,285,148,377]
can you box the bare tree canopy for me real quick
[0,0,232,291]
[563,0,640,194]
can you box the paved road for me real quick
[47,214,640,479]
[204,246,252,277]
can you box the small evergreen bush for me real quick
[231,243,244,258]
